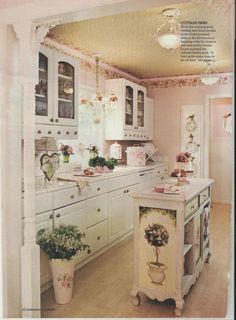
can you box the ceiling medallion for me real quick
[199,63,219,85]
[153,8,181,51]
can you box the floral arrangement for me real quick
[59,144,74,156]
[86,144,99,158]
[36,224,88,260]
[176,152,192,163]
[144,223,169,267]
[88,156,118,170]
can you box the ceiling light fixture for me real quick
[199,63,219,85]
[153,8,181,51]
[80,55,118,122]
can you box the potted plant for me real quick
[144,223,169,285]
[59,144,74,163]
[88,155,117,173]
[36,224,88,304]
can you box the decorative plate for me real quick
[40,153,60,181]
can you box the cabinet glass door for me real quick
[125,86,134,126]
[137,90,144,128]
[35,53,48,117]
[57,61,75,121]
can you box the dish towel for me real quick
[57,173,90,194]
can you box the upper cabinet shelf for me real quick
[35,46,79,139]
[104,78,153,141]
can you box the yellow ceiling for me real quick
[48,1,233,79]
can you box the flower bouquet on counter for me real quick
[59,144,74,163]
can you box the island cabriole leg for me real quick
[175,299,184,317]
[130,289,141,306]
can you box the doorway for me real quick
[209,97,232,204]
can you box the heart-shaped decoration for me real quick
[40,153,60,181]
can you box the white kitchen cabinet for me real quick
[54,201,87,263]
[125,184,139,232]
[105,78,152,141]
[86,194,108,228]
[35,46,78,139]
[86,220,109,255]
[145,97,154,140]
[35,211,53,287]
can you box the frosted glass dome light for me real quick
[199,63,219,85]
[154,8,181,51]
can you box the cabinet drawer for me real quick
[185,197,199,220]
[86,194,108,228]
[87,180,110,198]
[86,220,108,255]
[199,187,210,205]
[138,170,154,183]
[36,193,53,214]
[35,124,55,139]
[154,166,168,177]
[54,126,78,139]
[53,187,86,209]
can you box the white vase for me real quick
[50,258,75,304]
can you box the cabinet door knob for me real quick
[37,130,41,134]
[55,119,59,123]
[127,189,129,193]
[50,118,53,122]
[88,249,91,254]
[97,187,101,191]
[97,208,101,212]
[49,214,53,219]
[70,195,75,199]
[124,190,127,193]
[97,236,101,240]
[56,213,60,218]
[161,177,164,180]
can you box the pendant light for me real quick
[80,55,118,112]
[153,8,181,51]
[199,63,219,85]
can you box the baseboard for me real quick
[212,201,232,205]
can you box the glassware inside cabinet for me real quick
[57,61,75,119]
[35,53,48,116]
[137,90,144,127]
[125,85,133,126]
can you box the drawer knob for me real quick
[70,195,75,199]
[66,131,70,135]
[56,213,60,218]
[97,187,101,191]
[161,177,164,180]
[127,189,129,193]
[55,119,59,123]
[50,118,53,122]
[37,130,41,134]
[48,130,52,134]
[158,171,160,174]
[97,236,101,240]
[57,131,61,134]
[49,214,53,219]
[97,208,101,212]
[124,190,127,193]
[74,131,77,135]
[88,249,91,254]
[191,205,195,210]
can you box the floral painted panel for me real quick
[139,207,177,293]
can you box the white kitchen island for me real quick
[130,178,213,316]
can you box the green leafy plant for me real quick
[88,156,118,169]
[36,224,89,260]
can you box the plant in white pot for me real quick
[37,224,88,304]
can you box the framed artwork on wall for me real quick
[181,105,204,178]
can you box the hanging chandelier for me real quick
[80,55,118,112]
[199,63,219,85]
[153,8,181,51]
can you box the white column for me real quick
[13,21,51,318]
[0,23,23,318]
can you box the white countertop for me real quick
[131,177,214,203]
[34,162,167,195]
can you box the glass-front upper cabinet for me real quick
[35,47,53,124]
[54,52,78,126]
[125,85,134,126]
[137,89,144,128]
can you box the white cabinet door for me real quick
[108,188,126,242]
[145,97,154,140]
[35,46,54,125]
[54,201,87,263]
[53,50,79,127]
[35,211,53,287]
